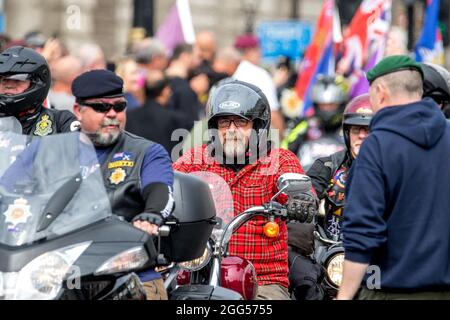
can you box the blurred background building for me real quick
[1,0,449,67]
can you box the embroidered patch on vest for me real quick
[333,168,347,189]
[112,152,134,161]
[107,160,135,169]
[34,114,53,136]
[109,167,127,185]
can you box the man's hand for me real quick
[40,38,64,63]
[131,213,164,235]
[133,220,159,235]
[336,260,369,300]
[287,193,318,223]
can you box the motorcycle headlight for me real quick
[0,242,91,300]
[326,252,344,288]
[178,245,211,272]
[95,246,149,276]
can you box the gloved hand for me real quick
[132,212,164,225]
[286,193,318,223]
[131,213,164,235]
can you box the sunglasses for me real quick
[80,101,127,113]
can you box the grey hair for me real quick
[75,43,105,69]
[215,47,242,64]
[131,38,168,64]
[378,70,424,98]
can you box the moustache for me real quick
[224,131,244,140]
[101,119,121,127]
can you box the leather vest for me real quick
[100,131,153,222]
[323,150,349,240]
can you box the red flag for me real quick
[337,0,391,100]
[295,0,334,116]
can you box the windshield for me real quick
[189,171,234,230]
[0,117,27,177]
[0,118,111,246]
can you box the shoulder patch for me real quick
[70,120,81,132]
[34,114,53,136]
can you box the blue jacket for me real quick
[343,98,450,290]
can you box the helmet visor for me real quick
[343,114,372,126]
[0,73,32,82]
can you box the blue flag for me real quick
[415,0,444,64]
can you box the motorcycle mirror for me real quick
[276,173,312,195]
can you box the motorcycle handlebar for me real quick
[158,225,171,237]
[313,230,341,245]
[220,207,274,254]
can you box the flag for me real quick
[0,0,5,33]
[339,0,392,98]
[295,0,334,117]
[155,0,196,56]
[415,0,444,65]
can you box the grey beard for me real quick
[84,118,122,147]
[223,139,247,158]
[84,129,121,147]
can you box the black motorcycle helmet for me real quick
[206,78,271,151]
[421,62,450,118]
[311,74,348,131]
[0,46,51,117]
[342,93,374,159]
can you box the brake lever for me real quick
[265,201,288,219]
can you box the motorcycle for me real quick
[312,221,344,299]
[0,117,215,300]
[166,171,314,300]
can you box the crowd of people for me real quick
[0,25,450,301]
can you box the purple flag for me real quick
[155,0,195,56]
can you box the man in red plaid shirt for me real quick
[174,79,307,300]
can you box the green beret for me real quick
[366,55,424,84]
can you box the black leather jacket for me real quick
[307,150,351,240]
[19,106,79,136]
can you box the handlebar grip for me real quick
[158,225,170,237]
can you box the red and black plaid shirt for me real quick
[173,145,304,288]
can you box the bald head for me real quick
[213,47,241,76]
[52,55,83,86]
[75,43,106,71]
[196,30,217,62]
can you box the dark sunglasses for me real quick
[80,101,127,113]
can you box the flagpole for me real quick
[177,0,195,44]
